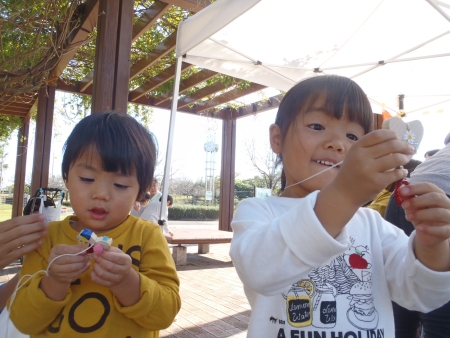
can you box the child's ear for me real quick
[269,124,282,154]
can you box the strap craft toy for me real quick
[393,179,411,205]
[77,228,113,255]
[382,117,424,160]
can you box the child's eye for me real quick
[114,183,129,189]
[347,134,359,141]
[308,124,324,131]
[80,177,94,183]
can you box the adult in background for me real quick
[149,179,162,203]
[385,132,450,338]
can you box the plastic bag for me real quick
[23,188,64,222]
[0,308,28,338]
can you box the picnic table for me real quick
[165,228,233,265]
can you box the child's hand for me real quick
[47,244,90,285]
[90,247,133,288]
[0,214,48,270]
[334,129,414,207]
[399,182,450,247]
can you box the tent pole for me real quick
[159,56,183,230]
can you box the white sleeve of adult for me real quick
[230,192,350,296]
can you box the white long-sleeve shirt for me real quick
[140,201,172,234]
[230,191,450,338]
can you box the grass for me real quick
[0,203,70,222]
[0,203,12,222]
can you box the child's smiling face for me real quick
[271,99,364,198]
[65,149,140,233]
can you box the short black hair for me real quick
[424,149,440,158]
[159,194,173,206]
[139,192,151,203]
[62,111,157,200]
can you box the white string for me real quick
[7,243,94,312]
[284,161,344,190]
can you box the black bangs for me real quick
[275,75,373,142]
[62,112,157,199]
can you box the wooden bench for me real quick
[164,228,233,265]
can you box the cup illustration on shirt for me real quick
[312,284,337,328]
[284,280,316,327]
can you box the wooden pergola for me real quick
[1,0,383,231]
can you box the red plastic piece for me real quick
[393,179,410,205]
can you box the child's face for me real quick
[271,100,364,198]
[65,150,140,233]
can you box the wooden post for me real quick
[91,0,133,114]
[12,122,30,217]
[218,110,236,232]
[373,113,383,130]
[30,86,55,196]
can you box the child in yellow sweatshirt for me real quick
[8,111,180,337]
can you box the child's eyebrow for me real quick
[304,107,328,115]
[75,163,98,171]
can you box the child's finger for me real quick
[399,182,446,198]
[358,129,399,148]
[406,207,450,225]
[416,223,450,240]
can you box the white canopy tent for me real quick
[159,0,450,227]
[176,0,450,115]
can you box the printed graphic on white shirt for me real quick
[279,237,382,334]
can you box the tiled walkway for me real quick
[0,221,250,337]
[161,221,249,337]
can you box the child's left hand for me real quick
[90,247,133,288]
[399,182,450,247]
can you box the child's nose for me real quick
[325,136,345,152]
[92,184,110,201]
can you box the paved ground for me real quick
[1,220,250,337]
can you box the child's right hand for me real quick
[46,244,90,285]
[333,129,414,207]
[0,214,48,270]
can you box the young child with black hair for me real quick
[8,112,181,337]
[230,75,450,337]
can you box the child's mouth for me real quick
[316,160,340,168]
[90,208,108,220]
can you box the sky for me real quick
[2,92,450,189]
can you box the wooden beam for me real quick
[129,31,177,80]
[12,122,29,217]
[158,79,232,110]
[51,0,99,79]
[152,68,218,106]
[218,110,236,232]
[160,0,212,12]
[185,83,266,113]
[31,86,55,195]
[132,1,170,42]
[91,0,133,113]
[233,94,283,119]
[129,62,192,101]
[0,108,28,116]
[0,102,33,110]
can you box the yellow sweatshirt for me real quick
[9,215,180,337]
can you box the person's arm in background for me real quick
[0,214,48,310]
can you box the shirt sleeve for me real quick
[8,246,73,335]
[112,226,181,330]
[230,192,350,296]
[377,216,450,312]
